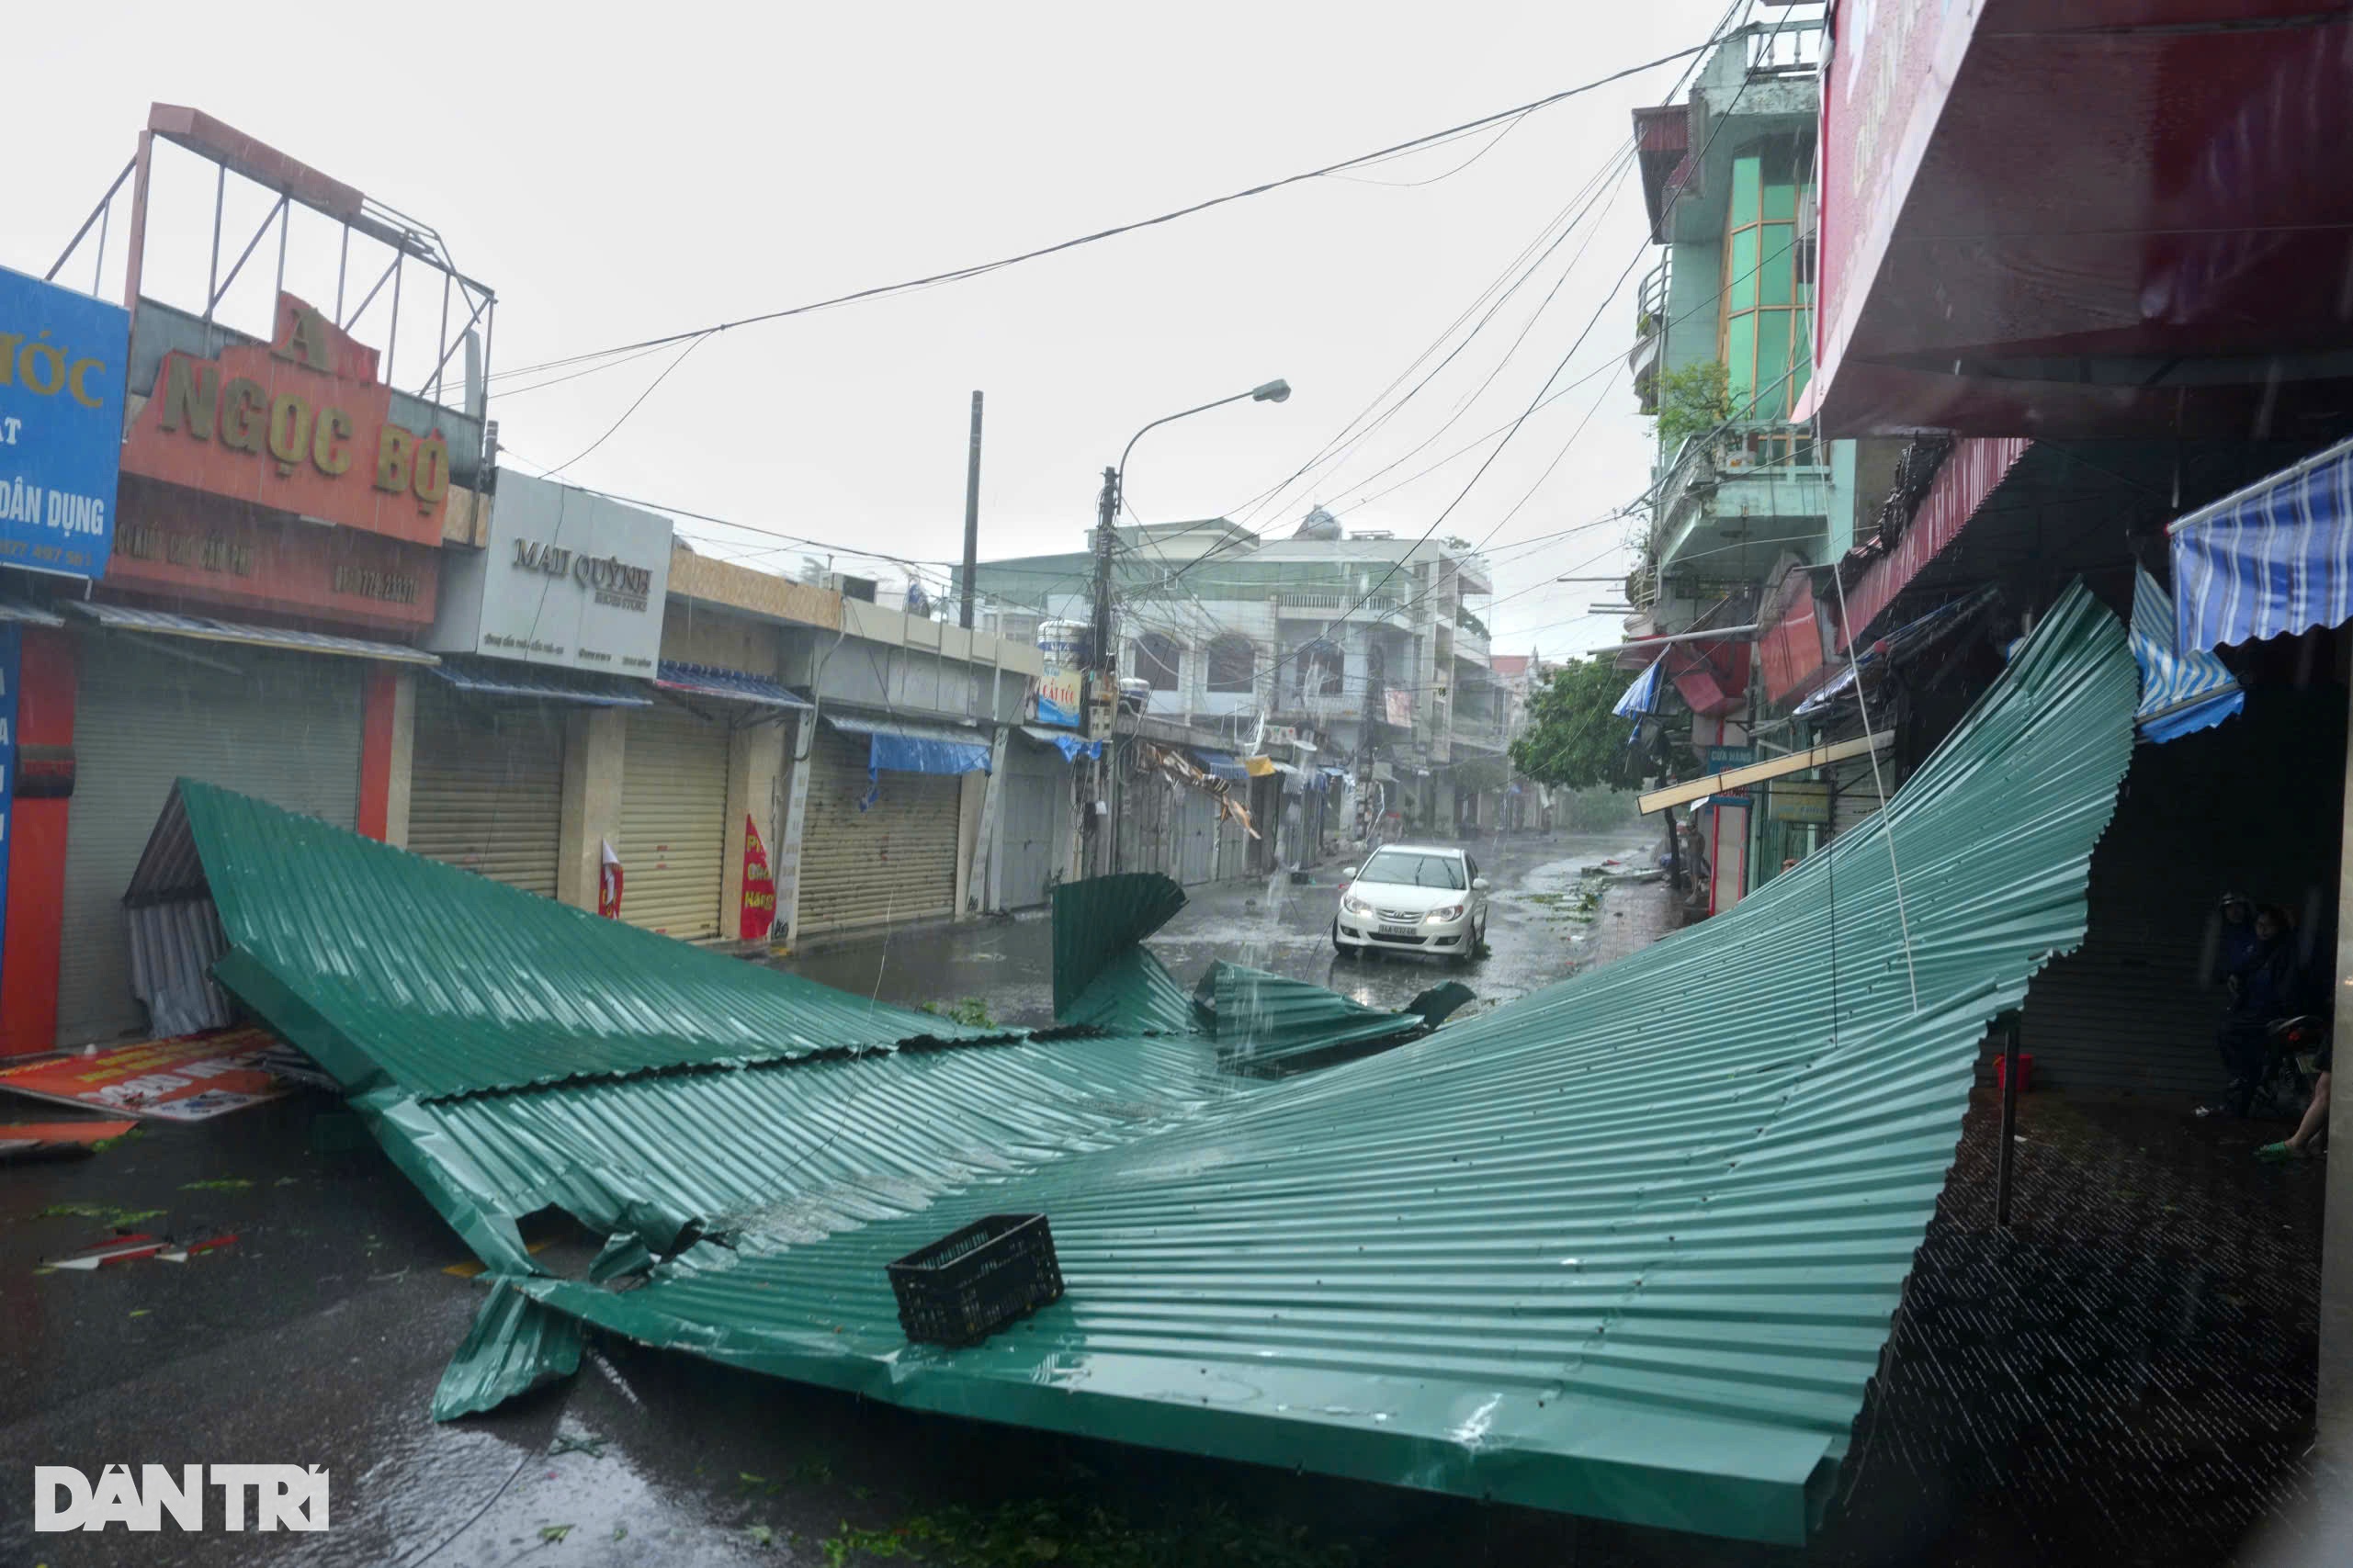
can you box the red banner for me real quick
[598,839,624,919]
[741,815,777,941]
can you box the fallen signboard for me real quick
[0,1027,289,1121]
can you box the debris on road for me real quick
[0,1119,138,1162]
[123,587,2140,1547]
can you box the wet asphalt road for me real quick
[0,830,1659,1568]
[784,829,1659,1030]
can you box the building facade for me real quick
[973,509,1501,861]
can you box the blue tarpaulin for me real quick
[1021,724,1102,762]
[826,714,991,810]
[2170,433,2353,652]
[1191,749,1248,781]
[2131,568,2243,743]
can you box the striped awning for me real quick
[2130,568,2243,743]
[2169,433,2353,652]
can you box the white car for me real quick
[1332,844,1490,965]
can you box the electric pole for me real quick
[1089,465,1120,875]
[958,391,983,630]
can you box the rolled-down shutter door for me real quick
[996,739,1060,910]
[56,633,363,1046]
[409,682,564,897]
[620,705,730,940]
[798,727,960,933]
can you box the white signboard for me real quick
[426,471,672,674]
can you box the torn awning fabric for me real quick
[153,581,2138,1548]
[2130,567,2243,742]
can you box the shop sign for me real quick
[426,471,671,674]
[1384,688,1413,727]
[1035,621,1085,728]
[105,479,437,629]
[121,293,453,547]
[0,265,130,581]
[1769,780,1831,824]
[740,814,776,941]
[1704,745,1755,770]
[0,626,14,967]
[1817,0,1975,389]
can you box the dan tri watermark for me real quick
[34,1464,329,1532]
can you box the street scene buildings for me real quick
[5,4,2353,1565]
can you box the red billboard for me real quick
[1812,0,1979,415]
[121,293,454,547]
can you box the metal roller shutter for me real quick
[409,682,564,897]
[996,737,1062,910]
[1177,791,1217,885]
[620,705,730,940]
[56,633,363,1046]
[798,726,961,933]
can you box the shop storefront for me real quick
[798,713,990,935]
[423,472,670,900]
[0,262,130,1055]
[996,726,1092,910]
[38,291,458,1049]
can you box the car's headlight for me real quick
[1342,896,1373,916]
[1424,903,1465,923]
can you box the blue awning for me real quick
[656,660,811,710]
[827,713,991,808]
[432,654,652,707]
[1021,725,1101,762]
[2131,567,2244,743]
[1191,749,1247,782]
[2169,434,2353,652]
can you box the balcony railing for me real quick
[1747,11,1824,77]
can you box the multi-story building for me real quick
[1619,7,1903,909]
[972,509,1499,834]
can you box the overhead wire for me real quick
[468,41,1714,405]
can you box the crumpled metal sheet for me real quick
[163,584,2139,1546]
[1192,960,1465,1071]
[431,1279,584,1420]
[1050,872,1187,1020]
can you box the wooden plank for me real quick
[1639,731,1893,816]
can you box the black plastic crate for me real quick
[887,1213,1063,1347]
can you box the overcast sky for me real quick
[10,0,1741,661]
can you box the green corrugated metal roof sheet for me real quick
[1051,872,1187,1019]
[158,582,2139,1545]
[161,783,999,1099]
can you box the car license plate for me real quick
[1378,921,1418,936]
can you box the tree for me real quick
[1655,359,1732,453]
[1510,659,1638,792]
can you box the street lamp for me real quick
[1087,377,1292,874]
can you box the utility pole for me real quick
[958,391,983,630]
[1089,466,1120,874]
